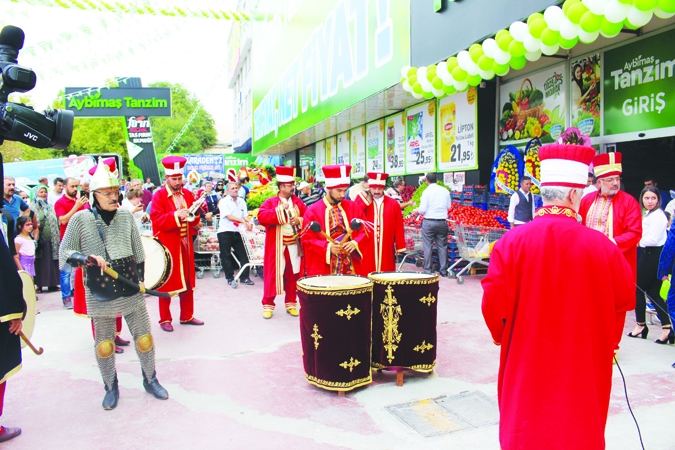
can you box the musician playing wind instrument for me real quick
[59,158,168,411]
[151,156,205,332]
[257,166,307,319]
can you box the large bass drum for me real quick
[19,270,37,349]
[141,236,172,290]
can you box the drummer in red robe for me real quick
[257,166,307,319]
[301,164,367,276]
[482,143,634,450]
[579,152,642,356]
[151,156,204,332]
[354,171,406,273]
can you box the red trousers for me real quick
[262,247,299,309]
[159,289,194,323]
[0,381,5,416]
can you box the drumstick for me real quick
[102,267,179,298]
[343,219,363,242]
[309,221,338,244]
[20,331,43,355]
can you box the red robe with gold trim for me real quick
[301,197,367,277]
[150,186,197,293]
[354,192,406,273]
[481,206,634,450]
[257,195,307,298]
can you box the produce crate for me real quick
[451,191,462,201]
[473,191,487,204]
[472,202,487,210]
[461,198,474,207]
[462,185,475,195]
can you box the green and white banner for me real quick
[437,87,478,172]
[350,126,366,179]
[366,120,385,173]
[405,101,436,175]
[385,112,406,176]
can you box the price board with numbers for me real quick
[326,136,337,165]
[315,140,326,181]
[350,126,366,178]
[366,119,385,173]
[336,132,350,165]
[437,87,478,172]
[384,112,406,175]
[405,101,436,174]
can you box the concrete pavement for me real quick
[3,264,675,449]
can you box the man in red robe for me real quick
[354,171,406,273]
[257,166,306,319]
[301,165,367,277]
[579,152,641,354]
[151,156,204,332]
[482,144,634,450]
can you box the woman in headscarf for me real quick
[30,185,60,292]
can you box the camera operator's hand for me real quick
[76,196,88,208]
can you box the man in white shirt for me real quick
[217,182,254,287]
[414,173,451,276]
[508,177,536,227]
[582,172,599,198]
[48,177,65,205]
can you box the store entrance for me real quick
[616,136,675,200]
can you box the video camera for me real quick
[0,25,73,149]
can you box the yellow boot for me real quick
[286,307,299,317]
[263,309,273,319]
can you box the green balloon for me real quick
[407,67,417,77]
[495,29,510,41]
[498,34,514,52]
[423,91,434,99]
[562,0,580,16]
[452,66,468,81]
[528,18,548,39]
[567,3,588,24]
[617,0,632,3]
[470,46,484,63]
[443,84,457,95]
[509,55,527,70]
[412,82,422,94]
[469,43,483,54]
[660,0,675,13]
[446,57,459,71]
[635,0,658,11]
[580,11,602,32]
[540,28,560,46]
[427,67,437,81]
[492,60,510,76]
[477,54,494,71]
[408,74,417,86]
[600,17,623,36]
[467,74,482,86]
[623,18,640,30]
[432,77,444,89]
[508,40,526,57]
[527,12,544,25]
[558,35,579,49]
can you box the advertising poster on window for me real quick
[437,87,478,172]
[350,126,366,178]
[570,54,601,137]
[366,120,385,173]
[385,113,406,175]
[604,28,675,137]
[498,62,566,149]
[299,146,316,181]
[336,131,350,165]
[326,136,337,165]
[315,140,326,181]
[405,101,436,174]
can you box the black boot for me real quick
[143,371,169,400]
[102,376,119,410]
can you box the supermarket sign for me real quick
[604,28,675,136]
[252,0,410,154]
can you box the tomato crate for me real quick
[451,191,463,201]
[473,191,488,204]
[461,198,474,207]
[488,193,501,206]
[462,185,475,195]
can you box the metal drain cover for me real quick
[385,391,499,437]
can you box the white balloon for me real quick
[604,0,630,23]
[453,79,468,91]
[559,19,580,40]
[417,66,427,82]
[420,78,433,93]
[400,66,411,78]
[482,38,498,58]
[654,6,675,19]
[479,69,495,80]
[465,61,480,76]
[412,92,423,99]
[525,49,542,61]
[588,0,611,15]
[523,34,542,52]
[402,79,412,92]
[432,88,445,98]
[509,21,529,42]
[436,61,449,77]
[578,29,600,44]
[457,50,472,67]
[543,6,566,31]
[494,49,511,65]
[439,72,454,85]
[626,7,653,27]
[540,42,560,55]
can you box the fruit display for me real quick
[246,183,279,210]
[447,204,508,229]
[197,230,220,252]
[523,139,541,195]
[403,180,450,217]
[400,185,416,203]
[490,146,523,194]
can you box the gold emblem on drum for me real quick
[419,294,436,306]
[311,324,322,350]
[381,285,402,364]
[335,304,361,320]
[413,341,434,354]
[339,357,361,372]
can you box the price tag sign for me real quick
[385,112,406,175]
[366,120,384,173]
[315,140,326,181]
[437,88,478,172]
[351,126,366,178]
[326,136,336,165]
[337,132,350,165]
[405,101,436,174]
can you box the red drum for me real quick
[297,275,373,392]
[369,272,439,372]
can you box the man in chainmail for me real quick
[59,158,168,410]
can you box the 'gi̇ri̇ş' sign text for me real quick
[65,87,172,117]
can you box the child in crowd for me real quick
[14,215,36,277]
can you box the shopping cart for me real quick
[194,217,222,279]
[447,223,508,284]
[231,228,266,289]
[397,225,424,271]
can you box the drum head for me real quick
[19,270,37,349]
[369,271,439,283]
[298,275,372,290]
[141,236,172,290]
